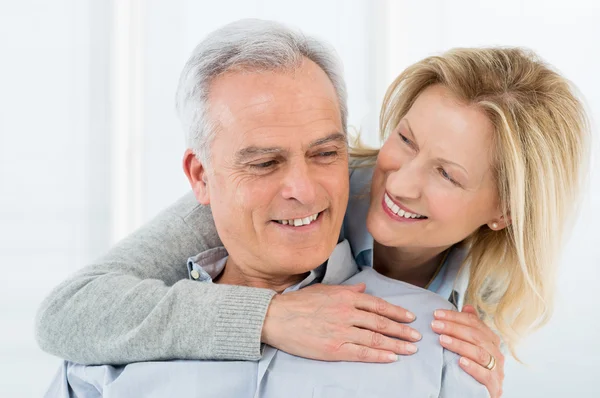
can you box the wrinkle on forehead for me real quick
[207,59,340,124]
[216,93,339,122]
[210,95,341,142]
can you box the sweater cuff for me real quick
[213,286,276,360]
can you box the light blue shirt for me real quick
[46,240,487,398]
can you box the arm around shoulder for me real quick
[35,192,276,364]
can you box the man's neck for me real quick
[372,242,451,288]
[217,258,309,293]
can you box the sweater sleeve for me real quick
[35,192,276,365]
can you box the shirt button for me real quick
[191,270,200,280]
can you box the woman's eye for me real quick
[439,168,460,186]
[399,133,412,146]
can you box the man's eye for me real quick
[313,150,339,163]
[250,160,277,169]
[318,151,337,157]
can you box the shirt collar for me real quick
[187,247,229,283]
[426,245,468,299]
[187,240,359,291]
[342,164,375,262]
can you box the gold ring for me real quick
[485,354,497,371]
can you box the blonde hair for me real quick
[352,47,589,357]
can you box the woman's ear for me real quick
[183,149,210,205]
[488,213,511,231]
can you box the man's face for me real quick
[197,59,349,279]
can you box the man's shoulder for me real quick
[346,268,456,311]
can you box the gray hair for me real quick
[175,18,348,165]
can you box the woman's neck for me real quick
[372,242,451,288]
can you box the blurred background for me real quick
[1,0,598,396]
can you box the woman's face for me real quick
[367,84,503,250]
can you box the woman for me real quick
[345,47,587,394]
[36,45,588,398]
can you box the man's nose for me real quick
[280,160,317,204]
[386,160,423,200]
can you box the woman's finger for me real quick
[353,292,417,324]
[352,309,422,342]
[434,308,483,329]
[336,342,401,363]
[458,357,504,398]
[348,326,419,356]
[431,318,494,349]
[438,333,495,369]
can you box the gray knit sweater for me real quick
[35,192,276,365]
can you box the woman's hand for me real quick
[261,283,421,363]
[431,305,505,397]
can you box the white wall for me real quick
[0,1,107,396]
[1,1,598,397]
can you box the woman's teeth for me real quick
[384,194,426,219]
[276,212,319,226]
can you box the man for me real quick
[44,19,486,397]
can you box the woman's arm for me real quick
[36,192,420,365]
[35,193,276,364]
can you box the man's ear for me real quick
[183,149,210,205]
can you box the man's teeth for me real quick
[384,194,426,219]
[277,213,319,226]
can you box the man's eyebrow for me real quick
[235,146,286,162]
[308,132,347,148]
[235,133,345,162]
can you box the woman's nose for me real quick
[386,161,423,200]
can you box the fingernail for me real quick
[411,330,421,340]
[431,320,444,330]
[440,335,452,344]
[460,357,470,367]
[388,353,399,361]
[406,311,415,321]
[406,343,418,354]
[434,310,445,318]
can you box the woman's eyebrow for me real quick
[436,157,469,176]
[402,119,419,148]
[403,118,469,176]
